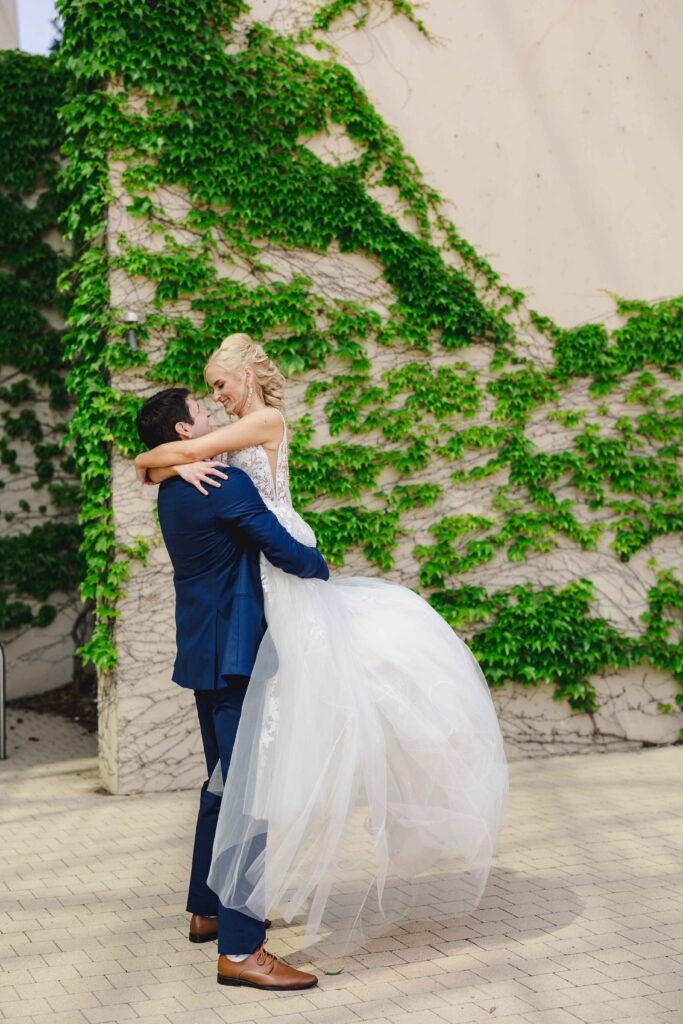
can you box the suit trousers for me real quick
[186,677,266,955]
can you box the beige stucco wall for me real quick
[101,0,683,793]
[327,0,682,326]
[0,0,17,50]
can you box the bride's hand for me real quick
[176,460,228,496]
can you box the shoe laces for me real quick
[255,941,277,969]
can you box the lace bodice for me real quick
[218,409,317,552]
[218,411,315,546]
[219,411,291,508]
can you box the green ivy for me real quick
[431,571,683,716]
[548,298,683,392]
[309,0,427,36]
[0,53,64,190]
[488,367,558,423]
[0,521,83,629]
[48,0,683,735]
[0,50,81,637]
[641,571,683,699]
[431,579,635,711]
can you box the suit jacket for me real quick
[157,467,329,690]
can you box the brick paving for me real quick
[1,707,682,1024]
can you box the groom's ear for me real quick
[174,420,193,440]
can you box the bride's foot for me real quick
[217,944,317,990]
[189,914,272,943]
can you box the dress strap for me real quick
[272,407,289,504]
[275,406,286,432]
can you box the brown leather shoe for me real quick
[189,914,218,943]
[217,943,317,990]
[189,914,272,943]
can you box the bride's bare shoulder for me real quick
[245,406,283,427]
[243,406,284,444]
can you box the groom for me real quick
[136,388,328,990]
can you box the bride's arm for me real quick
[135,465,182,484]
[148,467,176,483]
[134,408,282,470]
[137,461,229,495]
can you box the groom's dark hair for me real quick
[136,388,195,449]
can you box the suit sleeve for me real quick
[216,469,329,581]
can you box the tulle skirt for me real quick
[207,513,508,953]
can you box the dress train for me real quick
[207,503,508,951]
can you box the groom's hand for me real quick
[135,463,154,486]
[176,460,228,496]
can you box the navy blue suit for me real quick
[157,468,329,954]
[158,468,328,689]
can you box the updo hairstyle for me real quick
[204,333,285,410]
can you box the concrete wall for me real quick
[101,0,683,792]
[0,0,17,49]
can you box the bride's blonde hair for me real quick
[204,333,285,410]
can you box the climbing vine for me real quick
[0,51,81,631]
[309,0,427,36]
[430,574,683,715]
[50,0,683,730]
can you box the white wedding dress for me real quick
[207,414,508,951]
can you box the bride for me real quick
[136,333,508,951]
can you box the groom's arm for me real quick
[215,468,329,581]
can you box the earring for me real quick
[245,382,254,411]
